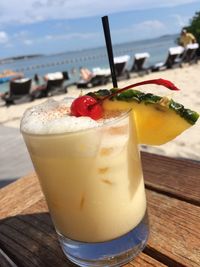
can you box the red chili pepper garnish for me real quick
[70,78,180,120]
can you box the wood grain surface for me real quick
[141,152,200,205]
[0,152,199,267]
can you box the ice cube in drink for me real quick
[21,98,148,266]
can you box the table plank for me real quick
[0,173,42,219]
[0,248,18,267]
[0,152,199,267]
[1,152,199,218]
[130,253,167,267]
[0,198,165,267]
[141,152,200,205]
[146,190,200,267]
[0,176,199,266]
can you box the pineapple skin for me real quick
[102,99,191,145]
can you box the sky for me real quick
[0,0,199,58]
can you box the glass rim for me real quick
[21,108,132,138]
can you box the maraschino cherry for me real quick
[70,78,180,120]
[70,95,103,120]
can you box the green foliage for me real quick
[186,11,200,44]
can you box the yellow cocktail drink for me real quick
[21,98,148,266]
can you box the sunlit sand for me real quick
[0,62,200,161]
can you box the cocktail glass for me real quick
[21,107,149,267]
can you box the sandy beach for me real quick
[0,62,200,163]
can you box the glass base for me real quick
[58,212,149,267]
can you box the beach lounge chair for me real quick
[151,46,184,72]
[181,43,199,64]
[44,78,67,96]
[1,78,32,106]
[130,52,150,75]
[114,55,130,80]
[33,78,68,98]
[76,68,111,89]
[32,71,69,98]
[44,71,69,82]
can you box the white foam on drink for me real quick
[20,99,100,134]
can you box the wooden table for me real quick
[0,152,199,267]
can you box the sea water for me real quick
[0,34,178,93]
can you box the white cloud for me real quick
[5,43,14,48]
[43,31,100,42]
[23,39,33,45]
[45,35,53,40]
[136,20,166,31]
[0,31,9,43]
[0,0,198,25]
[112,20,167,41]
[13,31,29,38]
[171,14,191,28]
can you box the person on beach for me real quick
[79,67,94,82]
[34,74,40,84]
[179,29,197,47]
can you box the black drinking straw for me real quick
[102,16,118,88]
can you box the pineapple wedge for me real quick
[88,89,199,145]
